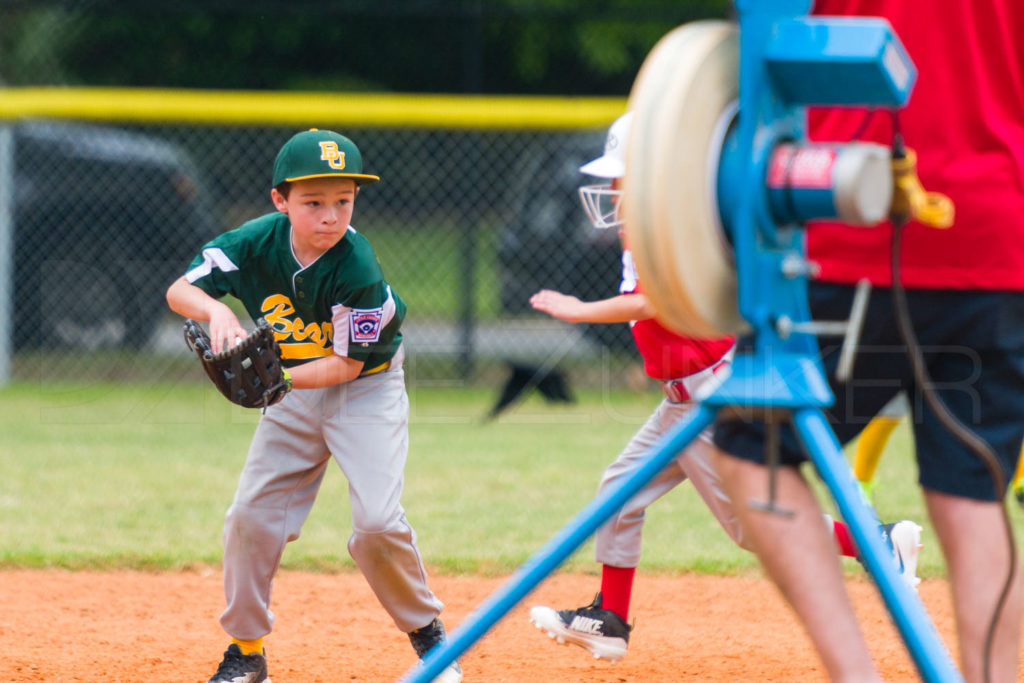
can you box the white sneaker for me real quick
[431,662,462,683]
[885,520,923,590]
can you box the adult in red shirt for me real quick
[713,2,1024,680]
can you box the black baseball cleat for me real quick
[529,592,632,662]
[207,643,269,683]
[408,617,463,683]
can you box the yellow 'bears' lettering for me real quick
[290,317,309,341]
[261,294,333,358]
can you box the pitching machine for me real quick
[404,2,962,681]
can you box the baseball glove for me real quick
[183,318,292,409]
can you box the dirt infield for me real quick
[1,568,966,682]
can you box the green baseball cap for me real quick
[272,128,380,187]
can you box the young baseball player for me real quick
[166,129,461,683]
[527,113,922,663]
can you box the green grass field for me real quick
[1,380,1016,578]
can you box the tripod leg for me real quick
[792,407,961,682]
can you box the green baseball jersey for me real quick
[184,212,405,368]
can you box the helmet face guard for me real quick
[578,112,631,229]
[578,183,624,229]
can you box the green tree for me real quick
[0,1,730,94]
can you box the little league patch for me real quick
[351,307,384,343]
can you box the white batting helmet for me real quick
[578,112,632,229]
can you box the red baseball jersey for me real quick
[620,250,735,381]
[806,0,1024,290]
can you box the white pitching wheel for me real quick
[623,21,745,337]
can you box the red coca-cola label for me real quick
[767,144,836,189]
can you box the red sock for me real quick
[599,565,636,621]
[833,519,858,557]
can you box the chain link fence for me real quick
[0,1,687,394]
[1,115,651,390]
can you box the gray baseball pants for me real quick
[594,398,747,568]
[218,354,444,639]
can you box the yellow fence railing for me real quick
[0,87,628,129]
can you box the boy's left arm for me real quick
[530,289,656,324]
[286,354,365,389]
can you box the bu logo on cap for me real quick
[318,141,347,170]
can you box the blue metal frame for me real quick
[403,406,716,683]
[403,2,962,680]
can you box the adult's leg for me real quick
[910,290,1024,682]
[911,319,1024,682]
[926,491,1021,682]
[714,451,881,682]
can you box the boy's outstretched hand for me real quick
[530,289,655,326]
[530,289,586,323]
